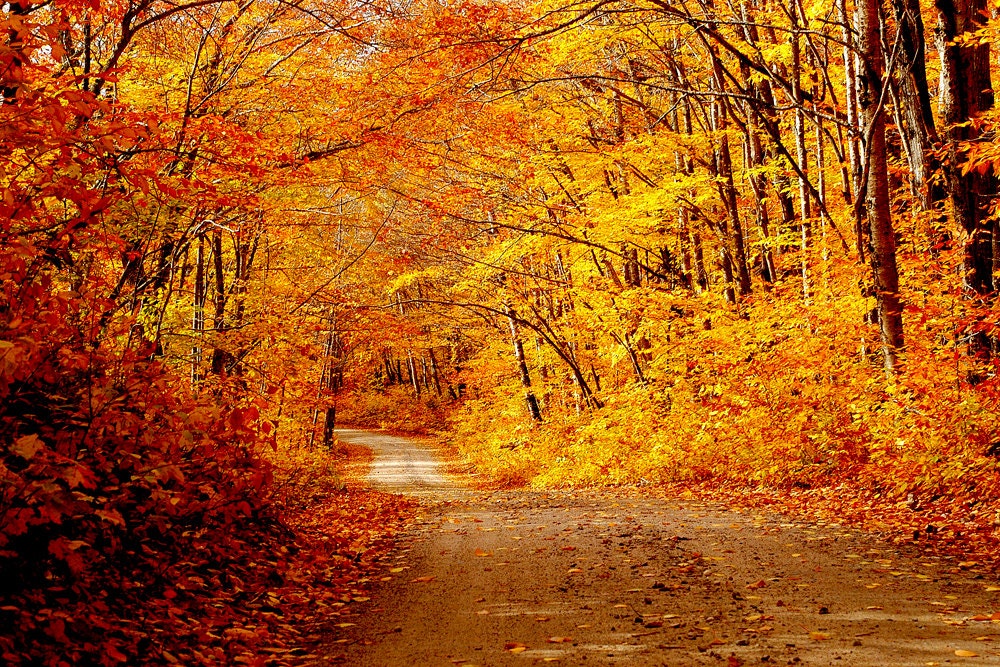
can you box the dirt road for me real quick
[326,430,1000,666]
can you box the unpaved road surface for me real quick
[326,430,1000,666]
[340,429,460,496]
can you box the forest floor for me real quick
[322,430,1000,666]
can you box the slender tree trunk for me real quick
[210,227,231,375]
[613,331,647,384]
[191,233,206,387]
[839,0,866,261]
[407,350,421,397]
[859,0,905,372]
[692,229,709,292]
[744,121,776,285]
[322,407,337,449]
[758,80,797,252]
[717,133,753,296]
[506,306,542,421]
[816,114,832,296]
[736,12,779,285]
[678,221,695,290]
[428,348,443,396]
[791,7,811,302]
[708,57,752,298]
[891,0,943,211]
[321,311,342,450]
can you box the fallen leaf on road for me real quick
[955,649,978,657]
[389,567,406,573]
[567,568,582,574]
[335,623,356,628]
[810,632,831,641]
[535,616,550,622]
[547,636,573,643]
[561,546,576,551]
[474,548,493,557]
[504,642,528,653]
[746,580,767,590]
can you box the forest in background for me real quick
[5,0,1000,661]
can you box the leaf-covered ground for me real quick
[0,441,415,666]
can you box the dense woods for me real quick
[4,0,1000,661]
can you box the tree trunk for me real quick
[191,233,206,387]
[839,0,866,261]
[891,0,943,211]
[506,306,542,422]
[428,348,443,396]
[858,0,905,372]
[936,0,996,354]
[758,80,798,252]
[322,406,336,450]
[717,132,753,296]
[708,57,752,298]
[210,227,230,375]
[407,350,421,397]
[692,229,708,292]
[790,5,812,302]
[743,118,776,285]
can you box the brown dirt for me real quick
[316,430,1000,666]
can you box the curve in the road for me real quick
[334,428,459,495]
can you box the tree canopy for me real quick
[4,0,1000,661]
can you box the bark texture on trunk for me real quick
[892,0,942,210]
[936,0,996,310]
[858,0,905,372]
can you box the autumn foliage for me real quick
[0,0,417,662]
[320,0,1000,561]
[6,0,1000,660]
